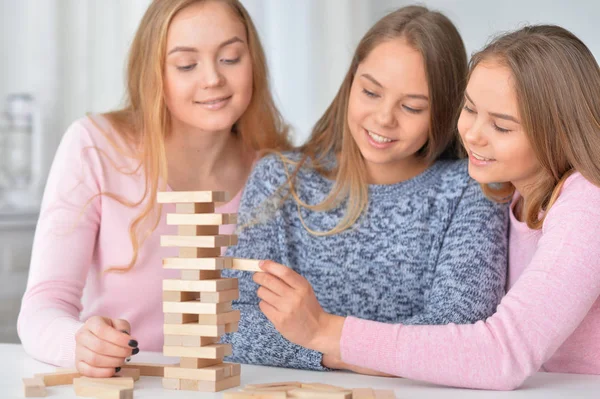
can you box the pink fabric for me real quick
[340,173,600,390]
[17,115,242,367]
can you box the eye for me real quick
[177,64,197,72]
[221,57,241,65]
[362,88,380,98]
[493,123,511,133]
[463,105,476,114]
[403,105,423,114]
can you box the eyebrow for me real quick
[167,36,244,55]
[464,91,520,124]
[360,74,428,100]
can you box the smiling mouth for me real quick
[194,95,232,105]
[470,150,496,162]
[366,129,396,144]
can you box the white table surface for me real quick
[2,343,600,399]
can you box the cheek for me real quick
[227,63,253,98]
[457,112,470,139]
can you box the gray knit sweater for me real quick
[222,152,508,370]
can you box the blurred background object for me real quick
[1,0,598,343]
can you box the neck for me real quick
[365,155,430,185]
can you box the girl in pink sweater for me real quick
[17,0,290,377]
[252,25,600,389]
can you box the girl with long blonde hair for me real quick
[222,5,508,372]
[18,0,290,377]
[255,25,600,388]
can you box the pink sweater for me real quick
[340,173,600,390]
[17,116,241,367]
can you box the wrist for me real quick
[311,313,345,357]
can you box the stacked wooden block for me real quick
[157,191,242,392]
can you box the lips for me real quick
[194,95,232,105]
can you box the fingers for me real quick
[256,286,282,310]
[76,359,119,378]
[75,339,126,368]
[76,327,133,358]
[112,319,131,336]
[86,316,136,351]
[258,300,279,323]
[259,261,306,289]
[253,271,292,297]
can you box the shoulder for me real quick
[545,172,600,228]
[60,114,133,156]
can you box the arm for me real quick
[340,187,600,390]
[222,155,329,370]
[17,120,102,367]
[399,179,508,325]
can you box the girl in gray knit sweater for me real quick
[223,6,508,373]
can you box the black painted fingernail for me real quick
[115,367,121,373]
[132,347,140,355]
[126,357,131,362]
[128,339,138,348]
[120,330,130,335]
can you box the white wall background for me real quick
[0,0,599,343]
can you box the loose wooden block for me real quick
[181,269,222,280]
[73,381,133,399]
[227,392,286,399]
[34,369,80,386]
[288,389,351,399]
[157,191,229,204]
[180,374,241,392]
[162,377,181,390]
[163,256,232,270]
[245,382,302,390]
[176,203,215,214]
[199,289,239,303]
[181,335,220,347]
[22,377,46,397]
[164,363,239,382]
[300,383,349,392]
[167,213,237,226]
[163,343,232,358]
[164,313,199,324]
[179,357,222,369]
[244,386,301,393]
[230,258,262,272]
[121,362,174,377]
[178,225,220,236]
[163,291,199,302]
[74,376,134,389]
[163,300,232,314]
[352,388,376,399]
[178,247,222,258]
[373,390,396,399]
[163,278,238,292]
[115,368,140,381]
[161,235,231,248]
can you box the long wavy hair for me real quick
[96,0,290,271]
[471,25,600,229]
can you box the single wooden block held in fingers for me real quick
[230,258,263,272]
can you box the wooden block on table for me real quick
[245,382,302,390]
[168,213,237,226]
[73,381,133,399]
[74,376,134,389]
[300,383,349,392]
[161,235,231,248]
[352,388,375,399]
[230,258,263,272]
[34,369,80,386]
[178,247,222,258]
[121,362,174,377]
[163,343,232,358]
[244,386,301,393]
[163,300,232,315]
[163,278,238,292]
[162,377,181,390]
[179,357,222,369]
[181,269,222,280]
[22,377,46,397]
[373,390,396,399]
[178,225,220,236]
[164,313,199,324]
[180,374,241,392]
[163,256,232,270]
[164,362,239,382]
[227,391,287,399]
[181,335,220,347]
[115,368,140,381]
[157,191,229,204]
[199,289,239,303]
[163,291,199,302]
[288,389,351,399]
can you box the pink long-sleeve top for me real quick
[17,115,241,367]
[340,172,600,390]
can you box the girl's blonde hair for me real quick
[98,0,290,271]
[471,25,600,229]
[274,6,467,236]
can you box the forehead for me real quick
[468,62,518,111]
[167,1,246,48]
[357,39,428,93]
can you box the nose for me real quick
[374,103,397,129]
[462,118,487,147]
[200,62,225,89]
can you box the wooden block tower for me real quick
[157,190,242,392]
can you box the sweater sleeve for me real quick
[222,154,329,370]
[340,179,600,390]
[398,178,508,325]
[17,119,102,367]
